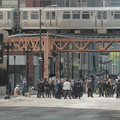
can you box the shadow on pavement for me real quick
[0,106,119,120]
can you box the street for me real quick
[0,94,120,120]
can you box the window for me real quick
[23,11,28,20]
[97,11,101,19]
[46,12,49,20]
[0,12,3,19]
[83,53,86,64]
[111,11,113,16]
[114,11,120,19]
[73,11,80,19]
[63,14,70,19]
[103,11,107,19]
[52,12,55,20]
[63,11,70,19]
[31,11,38,19]
[91,11,93,16]
[82,14,89,19]
[6,11,10,20]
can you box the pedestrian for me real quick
[48,79,54,98]
[22,78,27,96]
[39,79,45,98]
[45,80,50,98]
[74,79,81,99]
[71,79,75,98]
[14,85,20,95]
[55,79,58,98]
[58,79,63,99]
[102,79,107,97]
[97,79,103,97]
[63,79,71,99]
[87,77,94,98]
[80,79,84,97]
[9,79,12,95]
[37,79,40,98]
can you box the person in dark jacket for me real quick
[71,80,75,98]
[39,79,44,98]
[37,79,40,98]
[48,79,54,98]
[106,81,111,97]
[97,79,103,97]
[74,79,81,99]
[102,79,107,97]
[9,79,12,95]
[45,80,49,98]
[58,79,63,99]
[116,80,120,98]
[87,77,94,98]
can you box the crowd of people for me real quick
[37,77,120,99]
[8,77,120,99]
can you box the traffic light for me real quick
[0,34,3,63]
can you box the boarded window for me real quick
[0,12,3,19]
[23,11,28,20]
[73,11,80,19]
[52,12,55,20]
[46,12,49,20]
[31,11,38,19]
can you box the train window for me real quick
[73,11,80,19]
[31,11,38,19]
[63,14,70,19]
[6,11,10,20]
[82,14,89,19]
[46,12,49,20]
[23,11,28,20]
[97,12,101,19]
[52,12,55,20]
[0,12,3,19]
[103,11,107,19]
[114,11,120,19]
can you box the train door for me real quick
[50,11,56,27]
[96,11,102,27]
[103,11,107,27]
[0,11,4,27]
[46,11,50,27]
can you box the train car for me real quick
[19,7,120,34]
[0,8,17,34]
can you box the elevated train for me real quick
[1,7,120,34]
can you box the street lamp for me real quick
[3,41,14,99]
[14,56,16,88]
[23,47,33,92]
[39,5,58,81]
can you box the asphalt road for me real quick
[0,94,120,120]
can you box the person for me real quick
[63,79,71,99]
[74,79,81,99]
[57,79,63,99]
[45,80,50,98]
[48,79,54,98]
[97,79,103,97]
[71,79,75,98]
[22,78,27,96]
[37,79,40,98]
[39,79,44,98]
[102,79,107,97]
[55,79,58,98]
[116,79,120,98]
[80,79,84,97]
[14,85,20,95]
[87,77,94,98]
[9,79,12,95]
[106,80,111,97]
